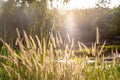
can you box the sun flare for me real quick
[66,0,97,9]
[52,0,98,9]
[51,0,120,9]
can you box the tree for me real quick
[0,0,70,48]
[96,0,111,8]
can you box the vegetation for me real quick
[0,30,120,80]
[0,0,120,43]
[0,0,120,80]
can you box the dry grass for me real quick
[0,28,120,80]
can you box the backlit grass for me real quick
[0,29,120,80]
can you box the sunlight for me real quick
[51,0,98,9]
[3,0,8,2]
[65,12,76,37]
[67,0,97,9]
[51,0,120,9]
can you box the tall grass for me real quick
[0,28,120,80]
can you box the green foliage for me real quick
[102,45,120,52]
[96,0,111,8]
[0,0,120,43]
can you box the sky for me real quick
[2,0,120,9]
[52,0,120,9]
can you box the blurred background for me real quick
[0,0,120,45]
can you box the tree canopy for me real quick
[0,0,120,44]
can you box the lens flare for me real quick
[65,12,76,37]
